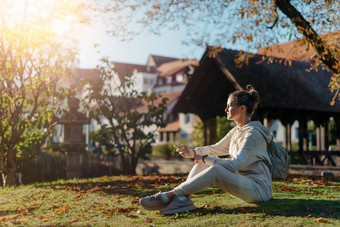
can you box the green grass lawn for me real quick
[0,174,339,226]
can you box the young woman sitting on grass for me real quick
[140,85,273,215]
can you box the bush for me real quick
[152,144,176,158]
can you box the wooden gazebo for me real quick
[173,48,340,166]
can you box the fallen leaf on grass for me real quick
[155,213,163,217]
[102,210,113,216]
[145,217,153,223]
[90,186,103,193]
[43,217,49,222]
[50,205,59,209]
[314,217,328,223]
[281,185,300,192]
[8,214,21,220]
[69,218,78,223]
[75,194,85,201]
[112,206,139,213]
[125,213,139,218]
[237,207,257,213]
[21,209,28,215]
[27,202,45,211]
[11,220,25,225]
[305,214,312,218]
[64,205,72,210]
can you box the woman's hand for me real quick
[175,144,196,158]
[194,154,203,164]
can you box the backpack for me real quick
[264,138,289,180]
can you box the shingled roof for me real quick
[136,91,182,114]
[146,55,179,67]
[157,59,199,77]
[111,62,158,82]
[257,30,340,61]
[173,48,340,121]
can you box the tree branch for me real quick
[275,0,339,75]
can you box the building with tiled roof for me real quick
[153,59,199,94]
[111,62,158,94]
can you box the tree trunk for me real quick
[120,153,137,175]
[275,0,339,75]
[0,141,5,187]
[6,150,17,186]
[130,156,138,175]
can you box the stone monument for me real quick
[59,96,90,179]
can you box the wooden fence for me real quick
[20,152,122,184]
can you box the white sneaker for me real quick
[160,196,196,215]
[139,192,170,210]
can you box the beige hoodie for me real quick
[194,121,272,198]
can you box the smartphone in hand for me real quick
[173,144,192,158]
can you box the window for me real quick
[59,125,64,136]
[176,74,184,82]
[144,78,148,84]
[185,114,190,124]
[167,77,172,84]
[169,114,174,122]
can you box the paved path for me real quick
[137,159,340,177]
[136,158,194,175]
[289,164,340,177]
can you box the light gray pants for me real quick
[173,163,269,202]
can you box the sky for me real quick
[76,22,207,69]
[4,0,235,69]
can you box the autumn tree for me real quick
[93,0,340,102]
[0,0,86,186]
[83,59,168,174]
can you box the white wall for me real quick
[269,119,299,144]
[153,84,185,94]
[132,71,158,94]
[179,113,195,140]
